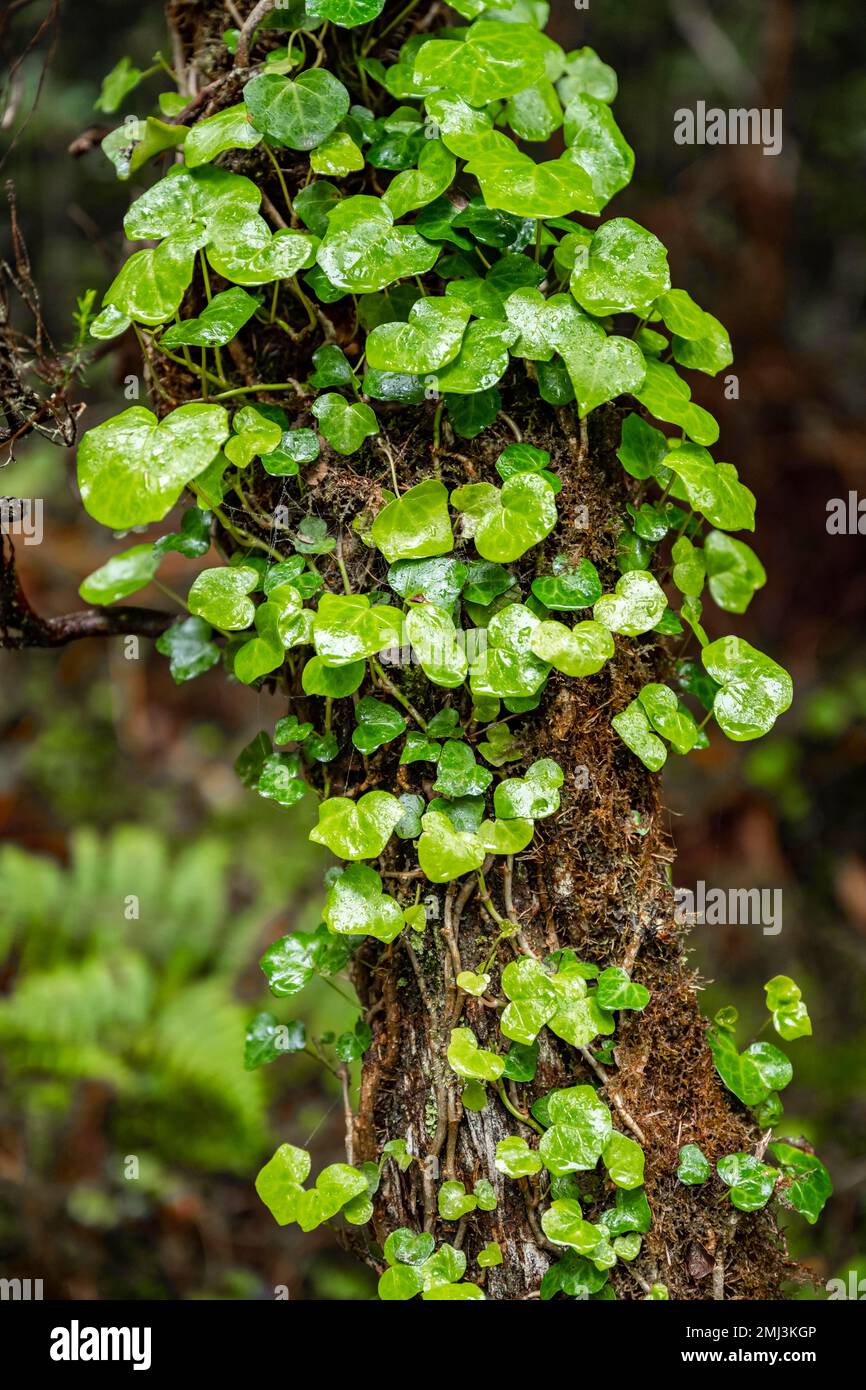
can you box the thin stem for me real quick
[495,1081,543,1135]
[369,657,427,731]
[264,142,293,218]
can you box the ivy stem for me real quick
[495,1080,543,1135]
[369,657,427,731]
[264,142,293,218]
[199,380,305,402]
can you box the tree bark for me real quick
[117,0,796,1299]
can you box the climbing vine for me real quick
[70,0,828,1299]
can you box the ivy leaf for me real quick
[562,94,634,211]
[531,558,601,610]
[418,810,484,882]
[611,699,667,772]
[494,758,563,819]
[708,1027,793,1105]
[655,288,733,377]
[702,636,793,741]
[384,1228,434,1266]
[309,344,356,390]
[704,530,766,613]
[102,117,189,181]
[406,604,468,688]
[94,56,145,114]
[595,966,650,1012]
[184,104,262,167]
[506,78,563,142]
[558,47,617,104]
[188,565,258,630]
[378,1264,423,1300]
[102,233,200,326]
[500,957,558,1044]
[571,217,668,317]
[371,479,454,563]
[501,1040,539,1083]
[388,556,467,607]
[671,536,706,599]
[312,393,379,455]
[156,616,221,683]
[768,1142,832,1224]
[306,0,385,23]
[310,131,364,175]
[599,1186,652,1237]
[413,22,551,105]
[323,864,405,942]
[245,1012,306,1070]
[677,1144,712,1185]
[594,570,667,636]
[383,139,456,220]
[77,403,228,529]
[438,1180,477,1220]
[400,731,442,765]
[457,970,491,998]
[421,1283,484,1301]
[616,413,670,482]
[79,543,159,605]
[262,427,321,477]
[462,560,512,606]
[336,1018,373,1062]
[294,179,342,237]
[602,1131,645,1189]
[467,141,598,219]
[764,975,812,1041]
[447,1026,505,1082]
[366,297,470,374]
[243,69,350,149]
[637,682,700,755]
[504,287,554,361]
[541,1200,600,1253]
[451,474,557,563]
[317,194,438,292]
[717,1154,778,1213]
[495,1135,543,1178]
[542,295,645,418]
[664,445,755,531]
[539,1086,613,1175]
[225,406,283,467]
[478,817,534,854]
[635,358,719,447]
[310,790,404,860]
[530,618,614,677]
[256,752,307,806]
[433,741,493,798]
[255,1143,311,1225]
[352,697,407,754]
[470,604,550,700]
[434,319,517,394]
[478,1241,503,1268]
[312,593,402,666]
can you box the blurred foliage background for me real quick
[0,0,863,1299]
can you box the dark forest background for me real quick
[0,0,864,1299]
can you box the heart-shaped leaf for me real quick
[531,558,602,610]
[611,699,667,771]
[383,138,456,220]
[595,966,650,1012]
[418,810,485,882]
[616,413,671,481]
[389,556,467,607]
[162,286,261,348]
[317,194,438,293]
[702,636,793,740]
[664,444,755,531]
[433,740,492,798]
[594,570,666,636]
[708,1026,792,1105]
[79,544,159,605]
[447,1026,505,1082]
[562,94,634,210]
[323,863,405,942]
[495,1135,543,1178]
[188,564,258,630]
[310,790,403,860]
[602,1131,645,1189]
[312,592,402,666]
[352,697,407,754]
[367,297,469,375]
[636,683,700,754]
[494,758,563,820]
[529,618,614,677]
[571,217,668,316]
[414,22,551,105]
[405,604,468,688]
[635,357,719,446]
[677,1143,712,1185]
[704,531,766,613]
[434,319,517,393]
[372,479,454,562]
[312,393,379,455]
[184,103,262,167]
[655,288,733,377]
[717,1153,778,1212]
[466,138,598,219]
[77,402,228,529]
[243,68,350,150]
[543,294,645,417]
[438,1180,477,1220]
[451,474,557,562]
[469,603,550,700]
[768,1142,831,1225]
[156,616,221,683]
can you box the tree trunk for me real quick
[152,0,791,1300]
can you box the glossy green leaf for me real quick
[312,592,402,666]
[156,616,221,683]
[317,194,438,292]
[655,289,733,377]
[413,21,552,105]
[595,966,650,1012]
[378,1263,423,1300]
[637,682,700,754]
[310,131,364,175]
[529,618,614,677]
[323,864,405,942]
[405,603,468,688]
[434,319,517,393]
[383,139,456,220]
[717,1153,778,1212]
[418,810,485,883]
[768,1142,832,1225]
[635,358,719,446]
[163,286,261,347]
[312,393,379,455]
[664,444,755,531]
[384,1228,434,1266]
[245,1012,305,1070]
[447,1026,505,1082]
[184,104,262,167]
[457,970,491,998]
[366,297,469,374]
[542,295,645,418]
[764,975,812,1041]
[702,636,793,741]
[571,217,669,317]
[388,556,467,607]
[506,78,563,142]
[255,1143,311,1224]
[310,790,403,860]
[438,1180,477,1220]
[188,564,258,630]
[451,474,557,563]
[371,479,454,562]
[77,403,228,528]
[102,231,199,325]
[558,47,617,104]
[352,697,407,754]
[79,544,158,605]
[495,1135,543,1178]
[243,68,349,149]
[704,530,766,613]
[602,1131,645,1189]
[494,758,563,820]
[561,93,633,209]
[594,570,666,636]
[708,1026,793,1106]
[478,817,534,855]
[433,741,492,798]
[531,558,601,610]
[677,1143,712,1185]
[611,700,667,772]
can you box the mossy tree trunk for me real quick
[148,0,790,1300]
